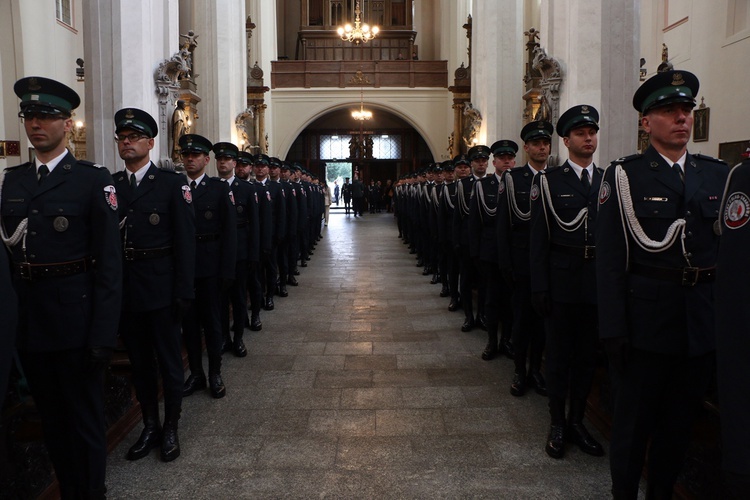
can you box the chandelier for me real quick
[337,1,379,44]
[352,87,372,121]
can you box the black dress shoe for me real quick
[287,276,299,286]
[510,372,526,397]
[439,285,450,297]
[461,318,474,332]
[160,426,180,462]
[448,300,460,311]
[182,373,206,397]
[481,342,498,361]
[278,285,288,297]
[233,338,248,357]
[416,258,423,267]
[567,423,604,456]
[209,373,226,399]
[500,339,515,359]
[430,273,439,284]
[293,269,300,276]
[126,424,162,461]
[264,296,275,311]
[476,317,488,331]
[527,372,548,396]
[546,425,566,459]
[300,261,308,267]
[220,337,233,353]
[250,314,262,331]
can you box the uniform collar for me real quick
[35,149,69,174]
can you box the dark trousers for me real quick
[261,246,278,296]
[183,276,223,376]
[511,278,545,376]
[20,349,107,499]
[121,306,184,412]
[287,234,299,273]
[459,247,485,321]
[609,350,712,499]
[353,196,364,216]
[344,198,351,214]
[544,301,597,406]
[222,260,248,338]
[277,241,289,281]
[247,264,262,316]
[482,260,513,342]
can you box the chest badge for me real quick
[530,184,540,201]
[182,185,192,204]
[205,211,214,220]
[103,185,118,211]
[599,181,611,204]
[149,213,160,225]
[53,216,69,232]
[724,192,750,230]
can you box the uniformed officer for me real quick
[180,134,237,399]
[1,76,122,499]
[529,112,604,460]
[214,142,259,357]
[497,133,548,398]
[437,160,459,307]
[342,177,352,215]
[236,151,269,331]
[468,143,514,360]
[253,154,286,309]
[0,205,18,412]
[281,162,301,287]
[597,70,728,498]
[716,156,750,498]
[270,158,297,297]
[112,108,195,462]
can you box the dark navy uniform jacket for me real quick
[113,163,195,311]
[530,161,601,304]
[226,177,260,264]
[452,176,476,249]
[1,153,122,351]
[497,165,535,277]
[716,157,750,473]
[596,146,728,356]
[469,173,503,262]
[292,180,308,234]
[191,176,237,280]
[438,181,457,246]
[263,179,287,244]
[278,179,298,242]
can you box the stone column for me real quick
[248,0,277,152]
[82,0,180,172]
[471,0,524,155]
[189,0,247,148]
[540,0,639,165]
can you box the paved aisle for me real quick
[107,212,612,499]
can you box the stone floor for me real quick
[106,211,614,499]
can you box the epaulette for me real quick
[541,166,560,174]
[610,153,642,165]
[157,167,180,175]
[4,162,32,171]
[692,153,727,165]
[78,159,105,169]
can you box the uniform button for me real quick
[129,209,134,213]
[128,225,133,228]
[30,231,37,236]
[686,211,692,217]
[58,208,64,213]
[687,252,693,258]
[31,209,39,215]
[687,231,693,238]
[30,254,35,259]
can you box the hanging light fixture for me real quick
[352,87,372,121]
[337,1,379,44]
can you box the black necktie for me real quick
[673,163,684,183]
[580,168,590,192]
[190,180,197,190]
[38,164,49,185]
[129,173,137,190]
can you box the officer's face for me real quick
[23,113,72,154]
[254,164,268,180]
[492,154,516,172]
[116,128,154,165]
[455,164,471,179]
[471,157,488,176]
[443,170,455,182]
[182,152,210,178]
[642,102,694,151]
[215,156,236,178]
[235,163,250,179]
[281,169,291,180]
[524,139,551,164]
[563,126,598,158]
[269,166,280,180]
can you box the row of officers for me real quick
[392,69,748,499]
[0,76,328,499]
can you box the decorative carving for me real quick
[447,133,454,155]
[454,63,469,81]
[235,108,256,152]
[531,45,563,126]
[349,70,372,86]
[463,15,473,69]
[657,43,673,72]
[171,100,189,162]
[250,62,264,81]
[462,102,482,150]
[349,136,361,159]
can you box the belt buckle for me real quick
[681,267,699,286]
[124,248,135,261]
[18,262,32,280]
[584,245,595,260]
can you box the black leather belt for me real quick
[630,262,716,287]
[124,246,173,261]
[16,257,93,280]
[196,233,220,242]
[551,242,596,259]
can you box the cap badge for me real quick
[537,122,544,129]
[28,78,41,91]
[125,109,135,119]
[672,73,685,85]
[581,106,589,114]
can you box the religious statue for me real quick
[235,108,255,151]
[178,30,199,81]
[364,135,374,159]
[534,93,552,122]
[171,100,189,162]
[349,136,361,159]
[462,102,482,150]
